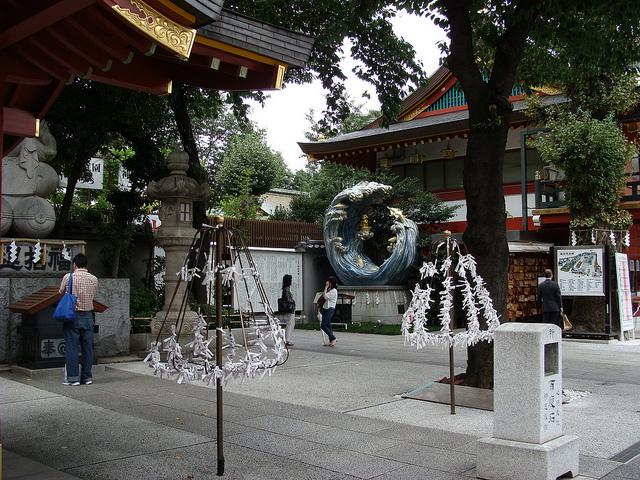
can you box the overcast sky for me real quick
[248,12,448,171]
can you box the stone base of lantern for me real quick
[151,310,200,338]
[476,435,579,480]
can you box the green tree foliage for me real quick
[46,80,174,235]
[288,162,372,223]
[288,161,456,225]
[305,102,381,140]
[534,113,636,230]
[225,0,425,130]
[219,194,261,220]
[530,72,639,232]
[215,130,288,198]
[214,129,290,218]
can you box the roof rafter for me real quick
[64,16,134,64]
[47,25,112,71]
[0,53,53,86]
[88,55,171,95]
[0,0,98,49]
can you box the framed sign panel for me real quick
[554,246,605,297]
[232,248,303,313]
[614,252,635,337]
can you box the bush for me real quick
[130,287,161,318]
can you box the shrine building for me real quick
[298,66,640,322]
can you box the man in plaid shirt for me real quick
[59,253,98,386]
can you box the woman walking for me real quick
[280,274,296,347]
[321,276,338,347]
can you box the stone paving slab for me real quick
[0,395,211,470]
[370,464,466,480]
[303,410,395,434]
[66,442,351,480]
[454,440,477,455]
[3,330,640,480]
[111,352,438,413]
[375,423,478,450]
[299,427,401,454]
[65,390,152,410]
[0,376,59,405]
[374,442,476,474]
[580,455,623,479]
[289,445,406,479]
[602,455,640,479]
[2,449,67,480]
[112,403,248,437]
[238,414,331,437]
[226,428,323,457]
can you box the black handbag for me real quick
[278,297,295,313]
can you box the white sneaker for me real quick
[83,380,93,385]
[62,381,80,386]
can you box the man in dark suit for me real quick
[537,269,563,329]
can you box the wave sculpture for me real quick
[323,181,419,285]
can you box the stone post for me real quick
[476,323,579,480]
[148,149,207,336]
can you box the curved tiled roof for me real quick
[199,9,315,67]
[298,95,567,156]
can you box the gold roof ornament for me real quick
[530,85,563,96]
[112,0,196,60]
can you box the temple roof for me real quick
[1,0,314,148]
[180,0,224,25]
[200,9,315,68]
[298,95,566,163]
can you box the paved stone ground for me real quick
[2,330,640,479]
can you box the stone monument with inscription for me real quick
[476,323,579,480]
[148,149,207,335]
[1,122,58,238]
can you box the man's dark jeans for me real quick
[64,311,94,383]
[542,311,562,330]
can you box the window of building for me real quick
[445,158,464,189]
[179,202,191,222]
[390,165,405,178]
[405,163,424,186]
[503,149,545,184]
[425,160,445,191]
[526,149,544,180]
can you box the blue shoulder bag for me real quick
[54,273,77,322]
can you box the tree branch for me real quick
[490,0,539,98]
[441,0,484,100]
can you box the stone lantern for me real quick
[148,149,208,336]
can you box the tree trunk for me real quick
[461,112,511,388]
[54,157,84,237]
[440,0,536,389]
[170,82,207,227]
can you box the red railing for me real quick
[219,218,323,249]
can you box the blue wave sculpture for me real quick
[323,182,419,285]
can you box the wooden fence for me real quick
[220,218,323,249]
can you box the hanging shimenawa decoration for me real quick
[402,231,501,415]
[402,232,501,348]
[144,221,288,385]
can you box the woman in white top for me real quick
[321,276,338,347]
